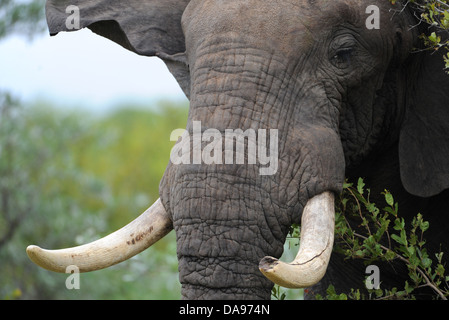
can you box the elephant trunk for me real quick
[165,173,289,300]
[160,43,345,298]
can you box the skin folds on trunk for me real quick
[158,39,345,298]
[159,51,344,298]
[166,170,291,300]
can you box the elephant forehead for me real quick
[182,0,382,58]
[183,0,319,54]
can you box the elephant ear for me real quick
[45,0,191,97]
[399,48,449,198]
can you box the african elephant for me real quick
[27,0,449,300]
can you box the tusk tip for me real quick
[26,245,65,273]
[258,256,279,273]
[26,245,46,268]
[26,245,45,263]
[26,244,41,258]
[259,256,294,288]
[259,256,326,289]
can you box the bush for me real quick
[276,178,449,300]
[330,178,448,300]
[392,0,449,71]
[0,93,187,299]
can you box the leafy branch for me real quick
[391,0,449,71]
[275,178,449,300]
[329,178,449,300]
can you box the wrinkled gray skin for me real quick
[46,0,449,299]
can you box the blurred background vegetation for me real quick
[0,93,189,299]
[0,0,189,299]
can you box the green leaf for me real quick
[421,258,432,269]
[343,181,353,189]
[436,264,445,277]
[404,281,414,295]
[420,220,430,232]
[394,218,405,231]
[392,233,407,246]
[355,250,365,258]
[366,202,379,216]
[384,190,394,206]
[385,249,396,261]
[428,31,441,45]
[357,178,365,195]
[325,285,348,300]
[436,252,444,263]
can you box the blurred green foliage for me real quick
[0,92,188,299]
[0,0,45,40]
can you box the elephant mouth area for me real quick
[160,160,342,298]
[163,170,291,297]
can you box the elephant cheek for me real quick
[280,126,346,223]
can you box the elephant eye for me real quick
[331,47,354,68]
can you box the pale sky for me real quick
[0,28,187,112]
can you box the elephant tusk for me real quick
[259,192,335,288]
[26,198,173,273]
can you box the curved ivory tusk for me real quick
[26,198,172,273]
[259,192,335,288]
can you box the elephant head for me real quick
[27,0,449,299]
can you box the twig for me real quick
[353,232,448,300]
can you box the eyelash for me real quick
[331,47,354,68]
